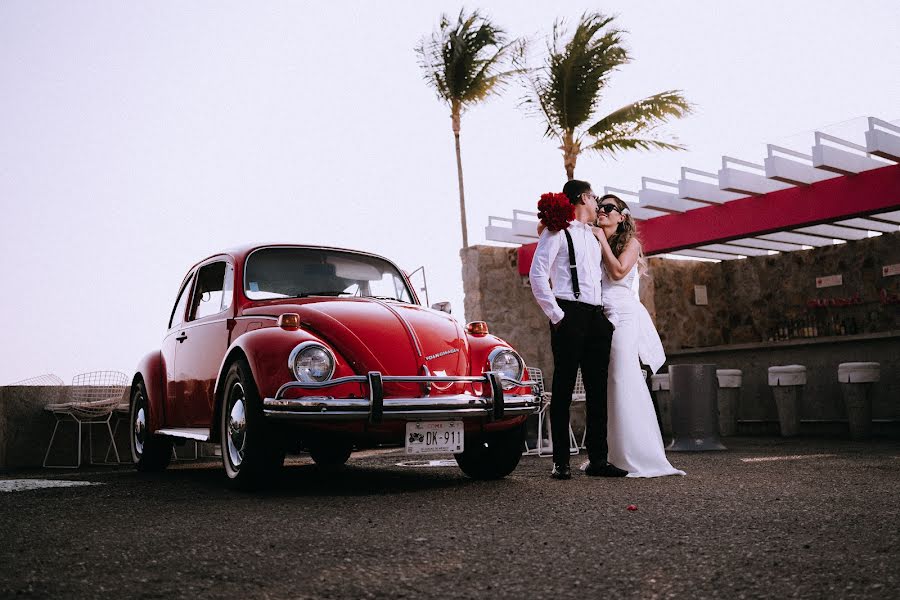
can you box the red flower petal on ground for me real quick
[537,192,574,232]
[627,504,638,511]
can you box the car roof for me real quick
[188,243,398,272]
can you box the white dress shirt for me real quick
[529,220,603,324]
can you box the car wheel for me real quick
[221,359,285,489]
[454,424,525,480]
[131,380,172,472]
[309,441,353,469]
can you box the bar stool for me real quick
[716,369,742,436]
[838,362,880,440]
[650,373,672,439]
[768,365,806,437]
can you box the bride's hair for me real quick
[598,194,647,274]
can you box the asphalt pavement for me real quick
[1,437,898,599]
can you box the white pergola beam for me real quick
[812,132,886,174]
[760,231,834,247]
[718,157,794,195]
[727,237,804,252]
[865,118,900,162]
[485,217,538,245]
[835,218,899,233]
[699,244,770,256]
[679,168,746,203]
[869,210,900,224]
[510,210,540,238]
[668,249,735,261]
[638,188,706,213]
[795,224,870,241]
[764,151,839,186]
[604,186,669,220]
[630,206,669,220]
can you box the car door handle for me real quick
[176,332,188,343]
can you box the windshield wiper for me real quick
[296,291,352,298]
[361,295,405,302]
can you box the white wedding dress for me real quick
[602,264,685,478]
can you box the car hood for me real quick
[242,298,471,380]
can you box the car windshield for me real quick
[244,248,414,303]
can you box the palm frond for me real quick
[586,91,693,138]
[541,13,629,132]
[415,9,518,113]
[585,137,687,158]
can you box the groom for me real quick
[529,180,627,480]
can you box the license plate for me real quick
[405,421,464,455]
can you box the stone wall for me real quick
[461,246,555,385]
[462,231,899,394]
[649,232,900,352]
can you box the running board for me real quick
[155,428,211,442]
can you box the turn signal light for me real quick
[467,321,489,336]
[277,313,302,330]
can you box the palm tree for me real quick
[416,10,520,248]
[520,12,693,180]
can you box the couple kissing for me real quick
[529,179,685,480]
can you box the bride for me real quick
[590,194,685,478]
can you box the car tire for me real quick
[454,423,525,480]
[221,359,285,490]
[309,441,353,469]
[131,380,173,472]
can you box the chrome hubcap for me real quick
[227,383,247,468]
[133,401,146,455]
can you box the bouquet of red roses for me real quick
[537,192,574,232]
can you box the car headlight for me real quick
[288,342,336,383]
[488,348,524,390]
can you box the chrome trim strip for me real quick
[262,393,537,421]
[263,405,536,421]
[155,427,211,441]
[273,374,537,397]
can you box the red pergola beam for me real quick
[517,163,900,275]
[639,164,900,255]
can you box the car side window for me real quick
[169,274,194,330]
[189,261,229,321]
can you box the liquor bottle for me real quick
[839,318,847,336]
[812,318,818,337]
[849,317,858,335]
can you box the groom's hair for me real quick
[562,179,592,205]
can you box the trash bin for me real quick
[768,365,806,437]
[716,369,742,436]
[651,373,672,440]
[667,364,726,451]
[838,362,880,440]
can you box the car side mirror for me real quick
[431,301,451,314]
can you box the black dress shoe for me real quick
[550,463,571,480]
[584,461,628,477]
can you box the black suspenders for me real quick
[563,229,581,299]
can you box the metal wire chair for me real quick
[530,367,580,457]
[44,371,129,468]
[12,374,64,386]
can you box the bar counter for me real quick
[662,331,899,437]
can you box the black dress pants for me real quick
[549,299,614,465]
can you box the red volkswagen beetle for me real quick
[131,244,538,488]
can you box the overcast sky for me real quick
[1,1,898,384]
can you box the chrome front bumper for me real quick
[262,371,539,423]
